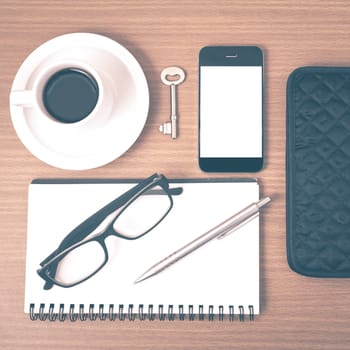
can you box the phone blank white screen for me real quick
[200,66,262,158]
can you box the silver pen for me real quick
[134,196,271,284]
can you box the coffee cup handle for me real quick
[10,90,35,107]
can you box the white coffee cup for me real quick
[10,59,113,128]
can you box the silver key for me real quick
[159,66,186,139]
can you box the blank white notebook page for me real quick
[25,179,260,316]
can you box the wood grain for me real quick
[1,0,350,349]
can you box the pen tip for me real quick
[134,270,154,284]
[133,275,146,285]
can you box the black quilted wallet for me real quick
[286,66,350,277]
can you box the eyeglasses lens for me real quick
[112,184,172,239]
[53,241,106,286]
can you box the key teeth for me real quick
[159,122,172,135]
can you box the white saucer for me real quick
[10,33,149,170]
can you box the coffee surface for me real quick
[43,68,99,123]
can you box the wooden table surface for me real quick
[1,1,350,349]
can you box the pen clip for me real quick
[217,212,259,240]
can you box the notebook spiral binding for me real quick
[29,303,255,322]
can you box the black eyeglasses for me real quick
[37,173,182,289]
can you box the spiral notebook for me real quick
[24,177,260,322]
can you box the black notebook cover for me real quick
[286,66,350,277]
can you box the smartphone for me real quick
[198,46,264,172]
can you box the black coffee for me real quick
[43,68,99,123]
